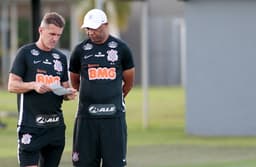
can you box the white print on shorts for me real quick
[21,133,32,144]
[72,152,79,162]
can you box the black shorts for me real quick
[17,125,65,167]
[72,116,127,167]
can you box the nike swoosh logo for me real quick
[84,55,93,59]
[33,60,41,64]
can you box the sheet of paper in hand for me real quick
[50,83,72,96]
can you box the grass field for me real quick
[1,86,256,167]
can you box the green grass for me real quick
[1,86,256,167]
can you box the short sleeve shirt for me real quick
[10,43,68,128]
[69,36,134,118]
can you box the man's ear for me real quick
[38,27,43,34]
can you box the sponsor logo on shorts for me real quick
[88,104,116,116]
[36,114,60,126]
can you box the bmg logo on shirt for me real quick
[88,67,116,80]
[36,74,61,85]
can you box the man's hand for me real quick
[34,82,52,94]
[64,88,77,100]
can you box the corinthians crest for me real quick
[107,49,118,63]
[21,133,32,144]
[53,60,63,72]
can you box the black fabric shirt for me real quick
[10,43,68,128]
[69,36,134,118]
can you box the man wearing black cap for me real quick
[70,8,135,167]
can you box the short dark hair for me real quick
[40,12,65,28]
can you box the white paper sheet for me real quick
[50,83,72,96]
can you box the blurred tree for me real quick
[77,0,131,35]
[59,19,70,49]
[18,18,30,47]
[17,0,131,49]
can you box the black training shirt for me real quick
[69,36,134,118]
[10,43,68,128]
